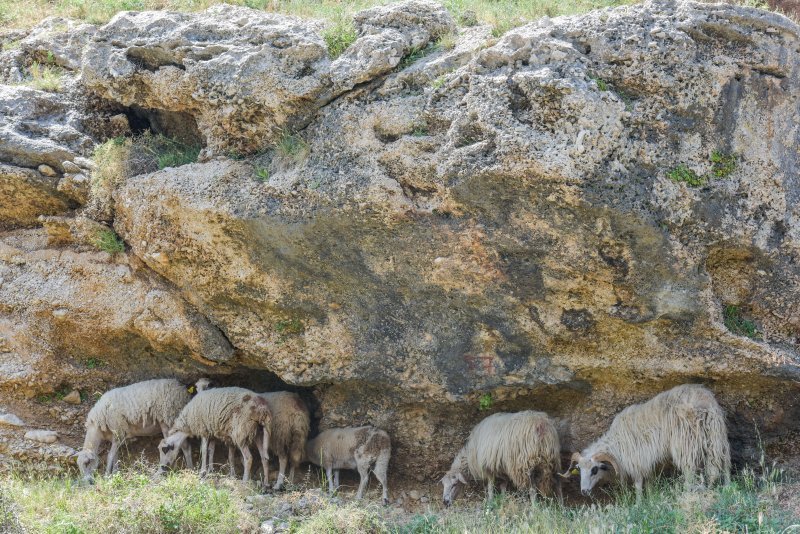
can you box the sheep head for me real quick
[194,378,212,392]
[440,470,468,507]
[76,450,99,483]
[568,451,619,495]
[157,432,186,473]
[243,394,272,427]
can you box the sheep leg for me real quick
[486,477,495,501]
[355,461,370,500]
[326,466,335,494]
[181,441,193,470]
[200,437,210,477]
[105,438,121,475]
[374,460,389,505]
[254,431,268,487]
[228,445,237,478]
[634,478,643,503]
[275,455,288,490]
[239,446,253,482]
[333,469,340,490]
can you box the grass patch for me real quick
[667,164,705,187]
[255,166,270,182]
[478,392,493,411]
[275,132,309,162]
[723,304,761,340]
[20,61,63,92]
[710,150,737,178]
[275,318,304,336]
[92,228,125,253]
[323,16,357,59]
[84,357,104,369]
[592,76,609,91]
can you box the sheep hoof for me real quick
[382,498,389,506]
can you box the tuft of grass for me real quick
[431,76,446,90]
[153,137,201,169]
[592,76,609,91]
[23,61,63,92]
[84,357,104,369]
[667,164,705,187]
[275,132,309,162]
[323,16,358,59]
[275,318,304,336]
[255,167,270,182]
[398,44,435,70]
[93,228,125,254]
[478,392,493,411]
[710,150,737,178]
[723,304,761,340]
[435,31,458,51]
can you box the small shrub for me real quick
[710,150,737,178]
[667,164,705,187]
[323,17,357,59]
[592,76,609,91]
[255,167,270,182]
[723,305,761,340]
[478,393,493,411]
[93,228,125,254]
[275,132,309,162]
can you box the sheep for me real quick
[564,383,731,501]
[76,378,195,483]
[440,410,562,506]
[256,391,310,490]
[158,387,272,483]
[305,426,391,504]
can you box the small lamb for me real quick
[306,426,391,504]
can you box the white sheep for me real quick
[158,387,272,483]
[565,383,731,500]
[441,410,562,506]
[257,391,310,490]
[305,426,391,504]
[76,378,195,483]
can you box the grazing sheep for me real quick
[257,391,310,490]
[441,411,562,506]
[158,387,271,483]
[76,378,194,483]
[565,384,731,500]
[306,426,391,504]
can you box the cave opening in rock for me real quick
[122,105,206,148]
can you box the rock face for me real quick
[2,0,800,481]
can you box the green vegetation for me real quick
[723,304,761,340]
[275,132,309,162]
[21,61,63,92]
[398,44,435,70]
[1,466,796,533]
[154,138,200,170]
[710,150,737,178]
[592,76,609,91]
[255,166,270,182]
[275,318,305,335]
[435,31,457,51]
[84,357,104,369]
[93,228,126,253]
[667,164,705,187]
[323,16,357,59]
[478,392,492,411]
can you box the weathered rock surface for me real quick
[2,0,800,483]
[0,163,75,228]
[81,1,455,154]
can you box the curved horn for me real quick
[592,452,620,475]
[559,452,582,478]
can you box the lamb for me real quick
[440,410,562,506]
[158,387,272,483]
[76,378,195,483]
[564,384,731,500]
[305,426,391,504]
[257,391,310,490]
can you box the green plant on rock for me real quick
[592,76,609,91]
[93,228,125,254]
[275,132,309,162]
[723,305,761,340]
[710,150,737,178]
[255,167,269,182]
[322,17,357,59]
[275,318,304,336]
[154,137,200,169]
[667,164,705,187]
[478,393,493,411]
[24,61,63,92]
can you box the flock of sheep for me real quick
[76,380,731,505]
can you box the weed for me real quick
[723,305,761,340]
[275,318,304,336]
[275,132,309,162]
[84,357,104,369]
[93,228,125,254]
[478,393,493,411]
[435,31,457,51]
[398,44,435,70]
[255,167,270,182]
[23,61,62,92]
[667,164,705,187]
[711,150,737,178]
[154,138,200,169]
[323,17,357,59]
[431,76,445,90]
[592,76,609,91]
